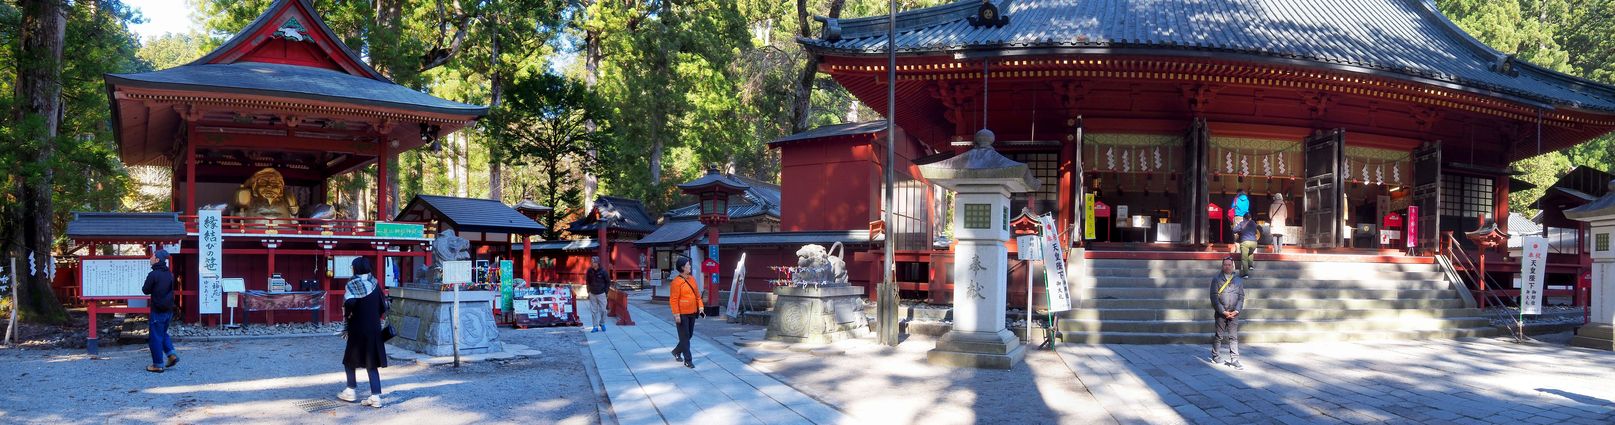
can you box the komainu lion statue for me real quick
[792,242,848,287]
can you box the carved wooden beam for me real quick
[1179,84,1223,115]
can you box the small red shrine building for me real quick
[69,0,486,325]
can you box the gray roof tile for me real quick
[398,195,547,235]
[107,63,487,115]
[66,212,187,240]
[803,0,1615,112]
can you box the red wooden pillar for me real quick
[522,235,532,283]
[597,222,612,282]
[706,227,721,307]
[185,124,197,215]
[377,141,390,220]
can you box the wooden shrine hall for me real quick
[799,0,1615,258]
[66,0,487,328]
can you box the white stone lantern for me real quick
[1567,179,1615,350]
[919,129,1039,369]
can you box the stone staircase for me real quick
[1059,258,1499,344]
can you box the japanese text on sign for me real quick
[198,209,224,314]
[1521,236,1547,315]
[1038,214,1072,312]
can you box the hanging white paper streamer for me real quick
[1278,153,1287,175]
[1393,162,1402,185]
[1153,146,1163,170]
[1106,147,1115,171]
[1375,165,1385,185]
[1139,148,1148,171]
[1225,151,1234,173]
[1361,164,1370,183]
[1262,155,1273,176]
[1240,155,1250,175]
[1122,149,1132,173]
[1344,157,1351,180]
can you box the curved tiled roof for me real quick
[398,195,547,235]
[107,63,487,116]
[802,0,1615,112]
[568,196,659,234]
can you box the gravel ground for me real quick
[629,293,1115,424]
[0,326,600,425]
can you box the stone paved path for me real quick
[582,302,850,425]
[1058,338,1615,425]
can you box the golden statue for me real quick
[234,168,300,218]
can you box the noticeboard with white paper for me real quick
[442,260,473,284]
[82,259,152,297]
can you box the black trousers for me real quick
[673,314,696,359]
[1212,315,1240,359]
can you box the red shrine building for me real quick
[738,0,1615,340]
[63,0,487,342]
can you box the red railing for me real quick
[179,215,434,239]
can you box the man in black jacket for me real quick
[142,249,178,373]
[586,256,610,333]
[1210,257,1245,370]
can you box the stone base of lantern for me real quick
[1571,323,1615,351]
[926,328,1025,370]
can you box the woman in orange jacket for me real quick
[668,257,703,368]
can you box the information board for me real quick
[442,260,473,284]
[82,259,151,297]
[221,278,246,293]
[375,222,426,239]
[332,255,358,278]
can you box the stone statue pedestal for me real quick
[387,287,504,356]
[765,286,869,344]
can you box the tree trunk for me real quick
[490,162,503,201]
[791,0,846,133]
[582,29,602,205]
[456,133,470,198]
[11,0,68,323]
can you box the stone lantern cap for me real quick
[1565,179,1615,222]
[677,166,751,194]
[917,129,1039,193]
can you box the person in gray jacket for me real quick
[1210,257,1245,370]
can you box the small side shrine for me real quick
[71,0,487,351]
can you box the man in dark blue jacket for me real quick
[1210,257,1245,370]
[586,256,611,332]
[142,249,178,373]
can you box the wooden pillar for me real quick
[1494,175,1510,234]
[597,222,611,280]
[377,141,390,220]
[185,125,197,215]
[523,235,532,283]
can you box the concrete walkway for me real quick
[1058,338,1615,425]
[582,302,850,425]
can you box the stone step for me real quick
[1057,317,1493,334]
[1085,259,1437,273]
[1057,327,1500,344]
[1063,308,1486,321]
[1079,277,1450,290]
[1076,287,1458,300]
[1082,267,1445,281]
[1076,297,1468,310]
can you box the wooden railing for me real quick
[1438,231,1523,342]
[180,215,433,239]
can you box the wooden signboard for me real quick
[82,259,151,297]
